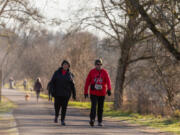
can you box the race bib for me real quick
[95,84,102,90]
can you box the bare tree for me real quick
[0,0,44,31]
[0,0,45,73]
[127,0,180,60]
[83,0,154,109]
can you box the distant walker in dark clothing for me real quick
[9,77,14,89]
[34,77,43,103]
[49,60,76,126]
[47,81,53,101]
[23,79,27,90]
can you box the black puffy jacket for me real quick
[50,67,76,98]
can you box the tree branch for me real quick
[128,0,180,60]
[0,0,9,16]
[100,0,121,44]
[128,56,154,65]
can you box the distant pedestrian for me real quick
[14,80,16,88]
[47,81,52,101]
[9,77,14,89]
[34,77,43,103]
[23,79,27,90]
[49,60,76,126]
[84,59,112,127]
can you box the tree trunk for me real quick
[113,4,137,109]
[114,41,131,109]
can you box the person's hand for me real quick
[107,90,111,96]
[84,94,88,99]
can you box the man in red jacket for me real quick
[84,59,111,127]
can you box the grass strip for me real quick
[69,101,180,135]
[0,97,17,114]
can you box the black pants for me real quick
[48,90,52,101]
[90,95,105,123]
[54,96,69,122]
[36,91,40,100]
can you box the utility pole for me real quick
[0,69,2,102]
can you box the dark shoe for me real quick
[89,120,94,127]
[98,122,103,126]
[61,121,66,126]
[54,117,58,123]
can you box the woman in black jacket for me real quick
[34,77,43,103]
[50,60,76,126]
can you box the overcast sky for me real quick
[34,0,98,22]
[32,0,104,37]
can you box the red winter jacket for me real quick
[84,68,111,96]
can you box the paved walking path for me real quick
[2,88,173,135]
[0,112,19,135]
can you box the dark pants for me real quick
[48,90,52,101]
[54,96,69,122]
[36,91,40,100]
[90,95,105,123]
